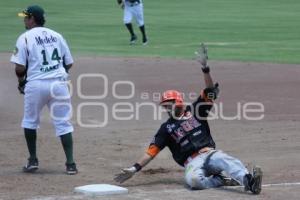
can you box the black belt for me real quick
[128,1,140,6]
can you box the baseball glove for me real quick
[114,167,137,184]
[195,43,209,68]
[117,0,125,9]
[18,79,27,95]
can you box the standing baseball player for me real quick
[10,5,78,175]
[117,0,148,45]
[114,44,263,194]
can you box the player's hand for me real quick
[117,0,124,9]
[195,43,209,68]
[18,79,27,95]
[120,2,125,9]
[114,167,137,184]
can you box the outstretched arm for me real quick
[137,153,153,167]
[203,69,214,88]
[195,43,214,88]
[114,153,154,184]
[114,143,162,184]
[193,44,220,118]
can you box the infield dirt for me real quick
[0,53,299,200]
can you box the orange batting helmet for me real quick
[160,90,184,107]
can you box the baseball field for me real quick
[1,0,300,199]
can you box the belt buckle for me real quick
[130,2,138,6]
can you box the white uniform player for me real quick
[12,27,73,135]
[11,5,78,175]
[118,0,148,45]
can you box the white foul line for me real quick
[225,182,300,189]
[262,182,300,187]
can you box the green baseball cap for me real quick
[18,5,45,19]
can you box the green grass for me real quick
[1,0,300,63]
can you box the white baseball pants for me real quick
[22,78,73,137]
[123,2,144,26]
[185,150,249,189]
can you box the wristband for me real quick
[133,163,142,172]
[202,66,210,73]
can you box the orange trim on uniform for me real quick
[184,147,214,166]
[146,145,161,158]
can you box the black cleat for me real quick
[142,37,148,45]
[130,35,137,45]
[66,163,78,175]
[251,166,263,194]
[23,158,39,173]
[244,166,263,194]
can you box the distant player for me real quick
[10,5,78,175]
[117,0,148,45]
[114,44,263,194]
